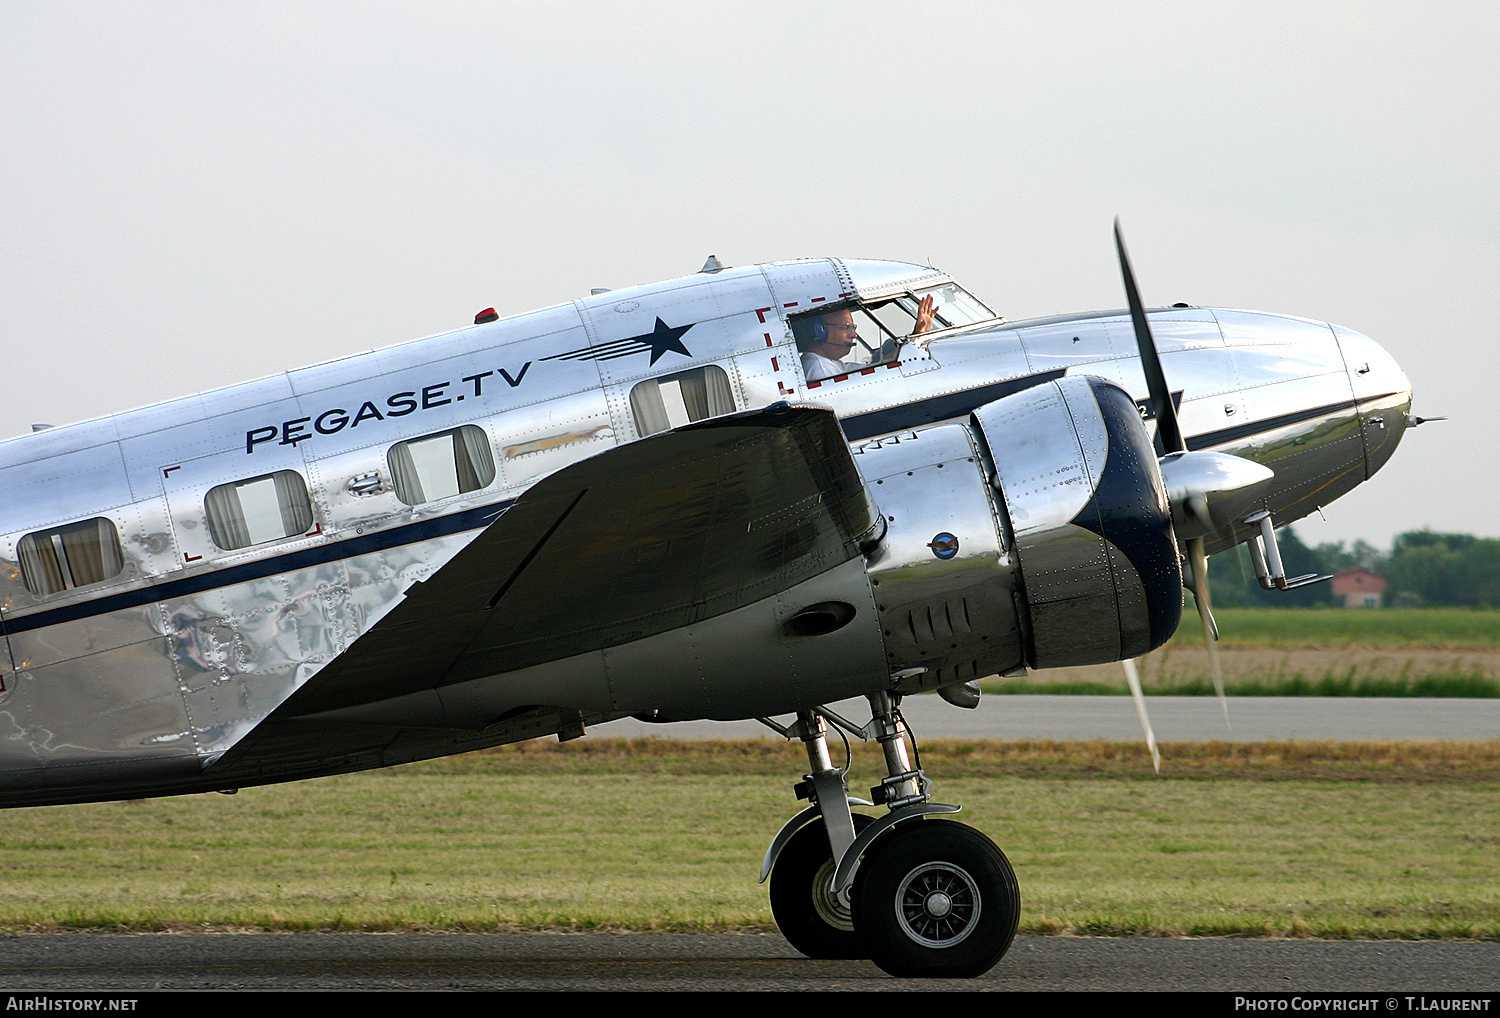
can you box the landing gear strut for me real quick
[759,692,1020,978]
[764,708,871,958]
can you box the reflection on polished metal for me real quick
[792,709,858,877]
[866,690,926,810]
[857,424,1022,693]
[0,241,1417,976]
[937,679,981,709]
[0,254,1412,802]
[1158,450,1274,541]
[975,375,1182,669]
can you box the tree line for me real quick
[1206,529,1500,608]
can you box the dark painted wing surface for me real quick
[207,404,877,779]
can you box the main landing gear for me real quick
[757,691,1020,978]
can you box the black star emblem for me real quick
[632,317,694,365]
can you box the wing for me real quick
[207,404,886,783]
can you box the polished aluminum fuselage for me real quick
[0,258,1411,804]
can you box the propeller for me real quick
[1186,536,1229,730]
[1121,658,1160,773]
[1115,220,1184,456]
[1113,220,1238,746]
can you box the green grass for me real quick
[974,608,1500,695]
[1167,608,1500,648]
[982,669,1500,698]
[1006,778,1500,939]
[0,738,1495,939]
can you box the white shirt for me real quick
[801,350,859,382]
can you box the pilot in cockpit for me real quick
[797,295,940,383]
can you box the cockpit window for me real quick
[792,304,894,382]
[914,283,994,328]
[861,298,919,346]
[791,282,996,383]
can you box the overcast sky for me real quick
[1,1,1495,550]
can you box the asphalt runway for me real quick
[592,696,1500,742]
[0,933,1496,991]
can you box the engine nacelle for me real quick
[860,375,1182,691]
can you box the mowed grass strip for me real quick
[0,738,1495,939]
[981,664,1500,698]
[981,627,1500,697]
[419,736,1500,783]
[1166,608,1500,649]
[979,606,1500,697]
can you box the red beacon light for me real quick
[474,308,499,325]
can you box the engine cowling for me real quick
[860,375,1182,691]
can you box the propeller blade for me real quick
[1114,220,1185,455]
[1185,537,1219,642]
[1121,658,1161,774]
[1187,536,1230,732]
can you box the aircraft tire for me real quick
[851,819,1019,978]
[769,813,875,959]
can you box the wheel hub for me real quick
[811,859,855,932]
[896,861,981,948]
[924,891,953,918]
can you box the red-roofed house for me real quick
[1331,567,1388,608]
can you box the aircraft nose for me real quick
[1331,323,1412,479]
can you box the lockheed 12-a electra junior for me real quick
[0,228,1417,977]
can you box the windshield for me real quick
[913,283,995,328]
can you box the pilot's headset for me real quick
[793,315,828,352]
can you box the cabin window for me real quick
[388,425,496,505]
[205,470,315,550]
[629,365,736,437]
[17,518,125,596]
